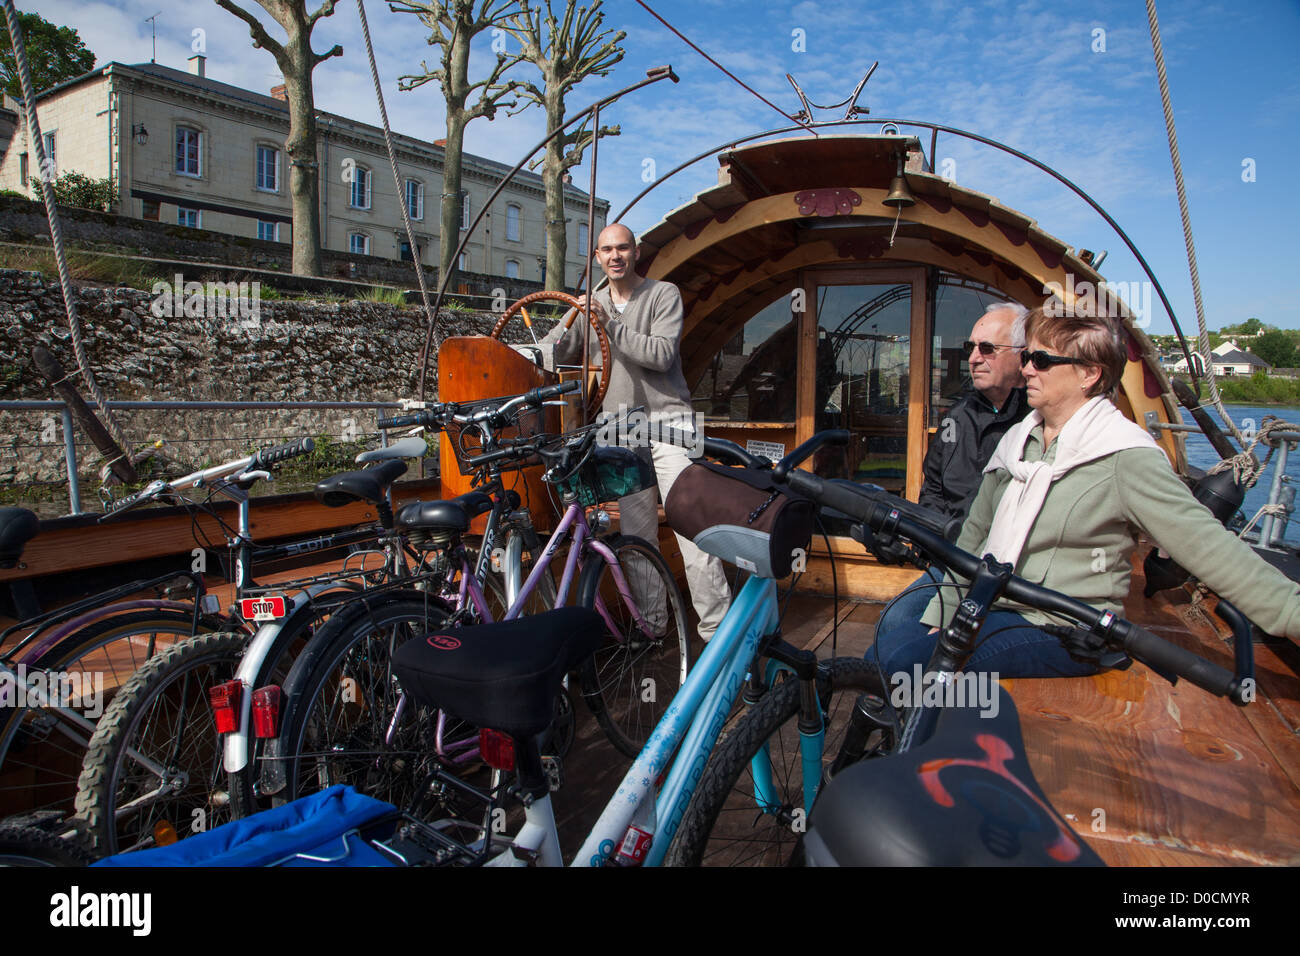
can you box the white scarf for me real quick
[981,396,1159,567]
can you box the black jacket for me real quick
[918,387,1029,522]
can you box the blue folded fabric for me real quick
[93,786,398,867]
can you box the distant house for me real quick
[1170,340,1272,376]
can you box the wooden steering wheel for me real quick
[490,290,611,421]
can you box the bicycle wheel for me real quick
[0,824,95,866]
[278,596,460,812]
[577,534,689,758]
[663,657,886,867]
[74,632,247,855]
[0,609,219,826]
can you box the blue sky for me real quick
[29,0,1300,335]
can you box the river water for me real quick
[1180,402,1299,545]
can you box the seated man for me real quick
[919,302,1030,522]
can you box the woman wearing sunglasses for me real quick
[871,304,1300,681]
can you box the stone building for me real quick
[0,55,608,286]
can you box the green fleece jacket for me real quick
[921,423,1300,639]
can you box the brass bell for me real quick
[883,153,915,208]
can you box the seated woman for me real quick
[871,305,1300,680]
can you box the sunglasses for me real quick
[1019,349,1090,371]
[962,340,1021,356]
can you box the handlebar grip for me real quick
[701,437,766,468]
[1120,622,1245,703]
[252,437,315,468]
[525,380,581,405]
[378,412,425,429]
[464,446,522,469]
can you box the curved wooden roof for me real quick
[636,134,1184,468]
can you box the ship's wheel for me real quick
[490,290,611,421]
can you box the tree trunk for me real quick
[439,113,466,282]
[282,45,324,277]
[543,93,567,290]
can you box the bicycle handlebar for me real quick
[250,437,314,468]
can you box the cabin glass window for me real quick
[694,296,799,425]
[930,278,1019,427]
[812,283,912,490]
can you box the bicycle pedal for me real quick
[542,755,564,792]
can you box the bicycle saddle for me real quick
[314,459,408,507]
[803,686,1104,866]
[391,607,606,737]
[0,507,39,568]
[394,491,493,533]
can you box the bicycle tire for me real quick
[662,657,885,867]
[0,609,219,825]
[577,534,690,758]
[74,632,247,855]
[277,595,460,812]
[0,824,95,866]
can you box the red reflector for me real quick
[479,728,515,771]
[251,685,282,739]
[208,680,243,734]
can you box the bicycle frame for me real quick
[461,574,779,867]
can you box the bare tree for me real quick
[215,0,342,276]
[390,0,524,282]
[504,0,623,289]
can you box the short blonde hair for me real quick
[1023,306,1126,398]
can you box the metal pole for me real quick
[1258,441,1288,548]
[61,405,81,515]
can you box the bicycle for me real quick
[660,433,1258,866]
[263,386,691,819]
[71,436,426,854]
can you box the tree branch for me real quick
[214,0,286,63]
[312,43,344,66]
[306,0,339,30]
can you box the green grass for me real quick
[357,285,409,306]
[1190,372,1300,406]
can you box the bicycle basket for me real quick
[664,462,814,579]
[444,393,552,476]
[553,445,656,506]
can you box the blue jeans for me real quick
[869,577,1101,680]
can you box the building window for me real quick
[458,251,467,271]
[141,199,160,221]
[460,190,470,230]
[177,207,200,229]
[349,232,370,255]
[42,132,56,175]
[506,203,521,242]
[399,239,421,262]
[505,259,520,279]
[257,220,279,241]
[578,222,589,255]
[256,145,279,191]
[405,179,423,220]
[175,127,201,176]
[18,153,27,187]
[349,167,371,209]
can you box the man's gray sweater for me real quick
[546,279,694,422]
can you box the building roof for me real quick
[1214,348,1271,368]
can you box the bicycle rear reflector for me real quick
[209,680,244,733]
[153,820,179,846]
[479,729,515,771]
[251,685,282,738]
